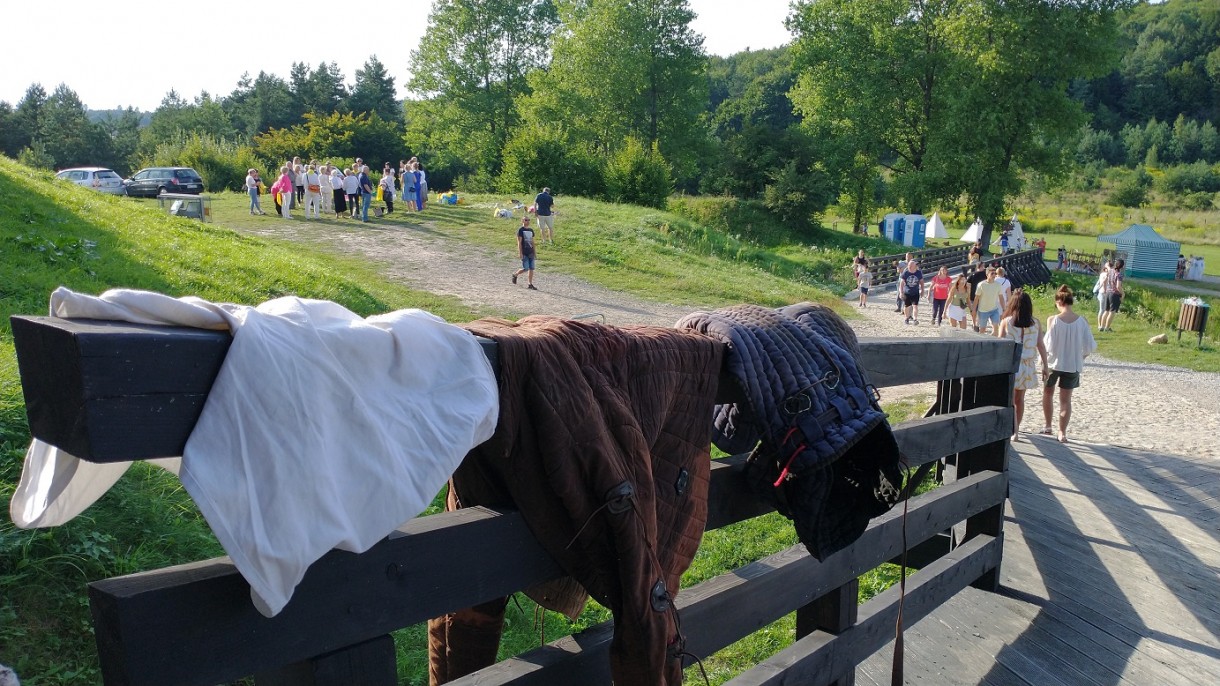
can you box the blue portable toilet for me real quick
[905,214,927,248]
[881,213,904,243]
[894,216,906,245]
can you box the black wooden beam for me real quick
[11,315,1018,463]
[725,534,1001,686]
[443,471,1006,686]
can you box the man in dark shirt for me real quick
[901,259,924,325]
[534,187,555,244]
[512,216,539,290]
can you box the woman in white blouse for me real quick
[1041,285,1097,443]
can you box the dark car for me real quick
[124,167,204,197]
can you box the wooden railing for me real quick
[10,315,1019,686]
[866,245,971,287]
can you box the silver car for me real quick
[56,167,126,195]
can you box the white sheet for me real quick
[10,287,499,616]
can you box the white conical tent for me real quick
[1008,213,1027,249]
[927,212,949,238]
[961,218,983,243]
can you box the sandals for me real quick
[1038,427,1053,436]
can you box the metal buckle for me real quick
[782,392,812,416]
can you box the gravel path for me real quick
[243,215,1219,460]
[848,291,1220,460]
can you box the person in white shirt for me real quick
[994,267,1012,312]
[302,164,322,219]
[245,169,265,215]
[330,167,347,218]
[1041,285,1097,444]
[318,164,333,214]
[343,168,361,218]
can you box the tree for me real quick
[0,101,22,158]
[409,0,558,177]
[306,62,348,115]
[254,112,405,171]
[349,56,400,123]
[521,0,707,182]
[40,84,94,169]
[13,83,48,155]
[225,71,297,139]
[790,0,960,216]
[789,0,1132,245]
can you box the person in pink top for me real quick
[929,266,952,326]
[269,165,294,219]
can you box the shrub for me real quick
[604,137,671,209]
[142,133,262,192]
[762,160,835,232]
[1157,162,1220,196]
[498,126,604,198]
[17,142,55,170]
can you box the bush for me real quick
[762,160,835,232]
[604,137,671,209]
[142,133,262,192]
[1157,162,1220,196]
[17,141,55,170]
[498,126,604,198]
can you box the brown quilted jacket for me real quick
[429,316,722,685]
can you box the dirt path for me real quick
[241,214,1219,460]
[242,215,693,326]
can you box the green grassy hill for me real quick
[0,158,875,684]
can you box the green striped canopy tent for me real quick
[1097,224,1181,279]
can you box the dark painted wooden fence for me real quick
[10,315,1019,686]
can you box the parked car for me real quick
[55,167,126,195]
[124,167,205,197]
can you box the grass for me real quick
[0,163,893,685]
[2,154,1216,684]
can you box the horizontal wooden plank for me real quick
[89,462,1005,686]
[860,337,1020,389]
[725,534,1001,686]
[446,471,1008,686]
[13,315,1017,463]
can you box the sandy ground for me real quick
[848,290,1220,461]
[242,215,1219,461]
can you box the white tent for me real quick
[927,212,949,239]
[961,218,983,243]
[1002,213,1027,251]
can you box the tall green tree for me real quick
[521,0,707,182]
[306,62,349,115]
[349,56,400,123]
[409,0,558,177]
[40,84,94,169]
[13,83,48,156]
[790,0,960,216]
[790,0,1131,245]
[225,71,297,139]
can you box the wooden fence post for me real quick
[954,367,1014,592]
[796,578,860,686]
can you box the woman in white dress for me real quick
[998,290,1047,441]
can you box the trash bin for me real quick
[1177,298,1210,347]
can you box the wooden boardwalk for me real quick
[858,439,1220,685]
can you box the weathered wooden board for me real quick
[10,315,1017,463]
[724,535,1001,686]
[89,470,1004,686]
[453,479,1005,686]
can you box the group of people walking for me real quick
[852,249,1098,444]
[246,156,429,223]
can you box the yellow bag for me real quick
[376,187,383,201]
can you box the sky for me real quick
[3,0,794,113]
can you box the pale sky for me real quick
[3,0,793,113]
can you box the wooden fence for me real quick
[10,315,1020,686]
[865,245,971,287]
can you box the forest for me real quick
[0,0,1216,243]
